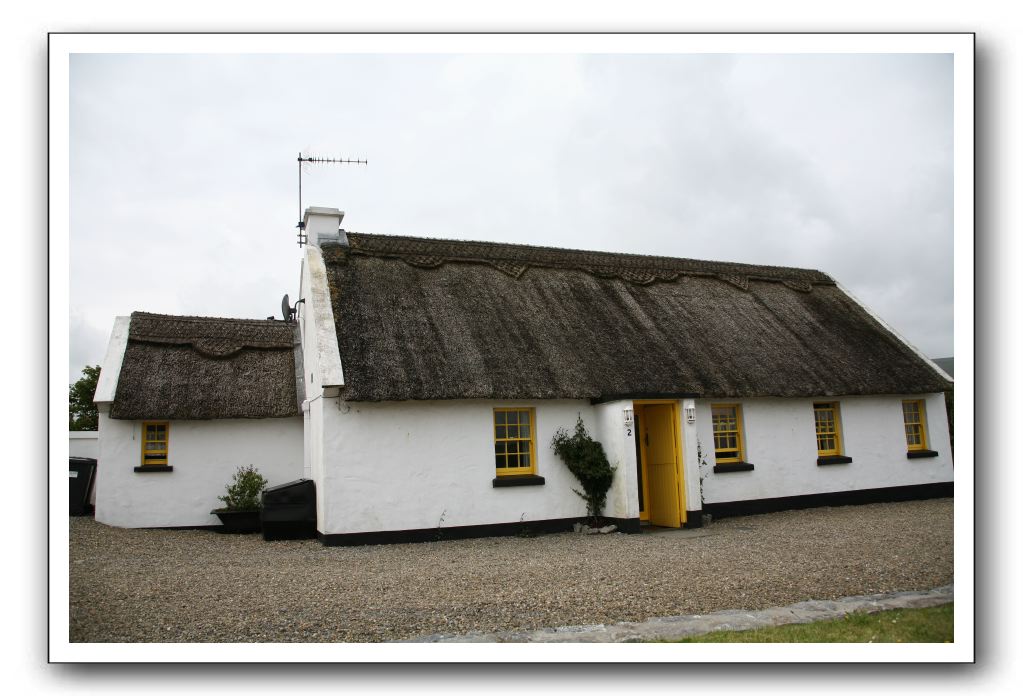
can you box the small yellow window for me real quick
[711,404,744,463]
[813,402,843,456]
[902,400,928,451]
[141,421,169,466]
[494,408,536,476]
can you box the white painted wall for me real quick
[92,390,950,531]
[307,395,327,532]
[318,400,610,535]
[678,399,702,514]
[314,392,952,536]
[693,393,953,505]
[93,316,130,404]
[297,244,335,537]
[69,432,99,459]
[94,415,304,528]
[593,400,639,520]
[300,223,345,388]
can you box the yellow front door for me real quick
[639,403,684,528]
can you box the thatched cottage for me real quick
[93,206,953,542]
[92,313,304,528]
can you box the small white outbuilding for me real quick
[93,313,304,528]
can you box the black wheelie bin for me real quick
[261,479,316,541]
[69,457,97,516]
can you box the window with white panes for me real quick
[813,402,843,456]
[141,421,169,466]
[711,404,744,463]
[902,400,928,451]
[494,408,536,476]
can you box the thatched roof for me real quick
[324,233,951,402]
[110,312,302,420]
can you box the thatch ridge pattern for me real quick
[127,337,292,360]
[130,311,295,343]
[111,312,301,420]
[338,232,835,290]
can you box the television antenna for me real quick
[296,152,367,246]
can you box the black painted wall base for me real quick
[613,517,642,534]
[702,481,953,520]
[683,511,703,529]
[318,515,643,546]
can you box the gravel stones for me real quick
[69,498,953,643]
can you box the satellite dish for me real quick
[281,294,293,322]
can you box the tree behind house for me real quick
[69,365,101,431]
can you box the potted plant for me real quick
[212,465,267,533]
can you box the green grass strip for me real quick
[663,603,953,643]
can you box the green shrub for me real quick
[216,465,268,512]
[551,415,616,521]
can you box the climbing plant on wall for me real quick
[551,415,616,521]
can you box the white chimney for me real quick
[302,207,346,247]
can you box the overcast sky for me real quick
[69,51,953,383]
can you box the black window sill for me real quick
[492,474,546,488]
[713,462,754,473]
[134,465,173,473]
[907,450,939,459]
[817,455,853,466]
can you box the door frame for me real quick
[634,400,687,526]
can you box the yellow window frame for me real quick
[902,400,928,451]
[494,407,537,476]
[141,421,169,466]
[711,403,745,464]
[813,402,843,456]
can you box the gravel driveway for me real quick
[69,498,953,642]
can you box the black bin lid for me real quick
[262,479,315,505]
[263,478,313,494]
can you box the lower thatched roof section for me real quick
[110,312,301,420]
[325,234,951,401]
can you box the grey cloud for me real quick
[69,52,954,381]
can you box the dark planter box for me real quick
[212,509,262,533]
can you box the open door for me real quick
[637,402,686,528]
